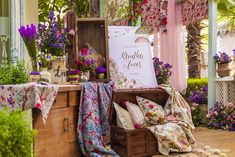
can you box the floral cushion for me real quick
[136,96,165,124]
[125,101,145,128]
[113,102,135,130]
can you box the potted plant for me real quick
[67,69,80,84]
[0,108,36,156]
[152,57,172,85]
[0,61,29,85]
[19,24,38,71]
[77,47,96,82]
[188,86,208,125]
[37,10,69,70]
[213,52,232,77]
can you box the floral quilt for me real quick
[147,85,195,155]
[77,82,119,157]
[0,82,59,124]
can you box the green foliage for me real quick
[191,106,204,127]
[38,0,90,25]
[186,78,208,98]
[0,108,36,157]
[71,0,89,17]
[218,0,235,30]
[0,61,29,85]
[38,0,70,25]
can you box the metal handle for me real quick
[64,117,69,132]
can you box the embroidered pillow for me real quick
[136,96,165,125]
[113,102,135,130]
[125,101,145,129]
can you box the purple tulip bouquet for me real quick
[19,24,38,71]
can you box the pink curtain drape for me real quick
[157,1,187,93]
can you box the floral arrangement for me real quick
[207,102,235,131]
[130,0,148,26]
[153,57,172,84]
[96,66,107,79]
[37,10,68,57]
[19,24,38,71]
[77,47,96,72]
[188,86,208,104]
[37,52,52,68]
[213,52,232,64]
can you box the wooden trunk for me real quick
[110,88,169,157]
[33,86,82,157]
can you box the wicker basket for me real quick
[217,63,231,77]
[109,88,169,157]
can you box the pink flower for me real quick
[68,29,75,36]
[81,48,88,56]
[227,102,234,110]
[36,103,41,108]
[148,104,154,109]
[134,123,140,129]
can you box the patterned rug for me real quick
[152,146,230,157]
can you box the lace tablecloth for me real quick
[0,82,59,124]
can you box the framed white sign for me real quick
[108,26,157,89]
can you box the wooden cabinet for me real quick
[33,86,82,157]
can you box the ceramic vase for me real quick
[40,68,51,83]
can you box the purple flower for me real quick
[30,71,40,75]
[96,66,107,74]
[213,51,231,64]
[153,57,172,84]
[48,10,55,20]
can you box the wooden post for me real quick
[208,0,217,109]
[65,11,77,69]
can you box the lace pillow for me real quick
[113,102,135,130]
[136,96,165,125]
[126,101,145,128]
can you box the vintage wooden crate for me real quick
[109,88,169,157]
[66,11,110,82]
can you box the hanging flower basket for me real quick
[217,63,231,77]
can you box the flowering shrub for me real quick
[188,86,208,104]
[37,10,68,56]
[213,52,232,64]
[77,48,95,72]
[207,102,235,131]
[153,57,172,84]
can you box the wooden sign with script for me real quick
[108,26,157,89]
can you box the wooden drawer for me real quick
[51,92,68,109]
[68,91,80,107]
[68,107,79,124]
[34,108,69,157]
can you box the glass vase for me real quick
[79,71,90,82]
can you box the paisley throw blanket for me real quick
[147,85,195,155]
[77,82,120,157]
